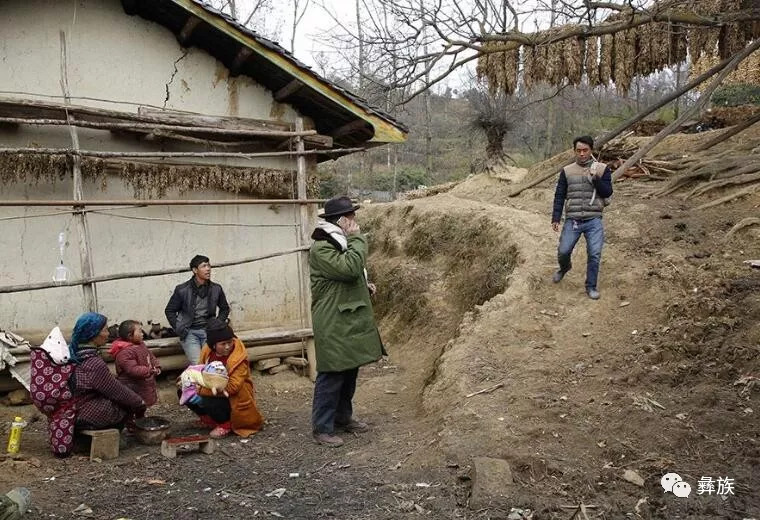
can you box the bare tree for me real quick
[206,0,280,36]
[291,0,312,53]
[324,0,760,104]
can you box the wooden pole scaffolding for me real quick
[0,116,319,138]
[0,245,309,294]
[0,199,325,207]
[60,30,98,312]
[295,117,318,381]
[0,147,365,159]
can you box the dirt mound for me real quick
[365,170,760,518]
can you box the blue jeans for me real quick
[557,217,604,290]
[312,368,358,434]
[181,328,207,364]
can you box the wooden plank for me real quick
[177,17,202,46]
[0,116,316,138]
[274,79,304,102]
[0,97,293,133]
[277,133,333,151]
[0,199,321,207]
[0,146,364,159]
[60,30,98,312]
[138,107,292,132]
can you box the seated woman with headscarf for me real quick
[30,312,146,457]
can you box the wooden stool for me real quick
[80,429,120,461]
[160,435,216,459]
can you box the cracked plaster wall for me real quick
[0,0,316,337]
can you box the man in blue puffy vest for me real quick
[551,136,613,300]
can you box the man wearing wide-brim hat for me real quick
[309,196,384,447]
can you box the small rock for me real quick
[265,488,286,499]
[399,500,415,512]
[675,413,688,420]
[743,407,753,415]
[622,469,645,487]
[619,301,631,308]
[72,504,93,516]
[507,508,533,520]
[6,389,31,406]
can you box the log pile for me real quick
[598,127,760,206]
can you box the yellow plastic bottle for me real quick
[6,416,25,454]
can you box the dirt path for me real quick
[0,360,485,520]
[2,170,760,519]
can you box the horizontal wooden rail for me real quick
[0,116,318,137]
[0,246,310,294]
[0,199,323,207]
[0,146,365,158]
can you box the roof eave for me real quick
[170,0,407,144]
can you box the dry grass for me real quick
[402,212,518,311]
[364,206,519,323]
[0,152,314,198]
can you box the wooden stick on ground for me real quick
[694,184,760,211]
[701,112,760,151]
[727,217,760,237]
[465,382,504,398]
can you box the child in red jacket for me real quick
[110,320,161,427]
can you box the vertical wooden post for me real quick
[295,117,317,381]
[60,31,98,312]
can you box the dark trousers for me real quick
[187,396,231,424]
[312,368,358,434]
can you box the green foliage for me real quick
[712,84,760,107]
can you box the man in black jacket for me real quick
[165,255,230,363]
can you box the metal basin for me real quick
[134,416,171,445]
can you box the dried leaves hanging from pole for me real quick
[0,153,319,198]
[476,0,760,95]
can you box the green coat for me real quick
[309,233,383,372]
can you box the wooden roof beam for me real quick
[229,47,253,77]
[177,16,202,47]
[274,79,304,102]
[277,133,334,151]
[330,119,371,139]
